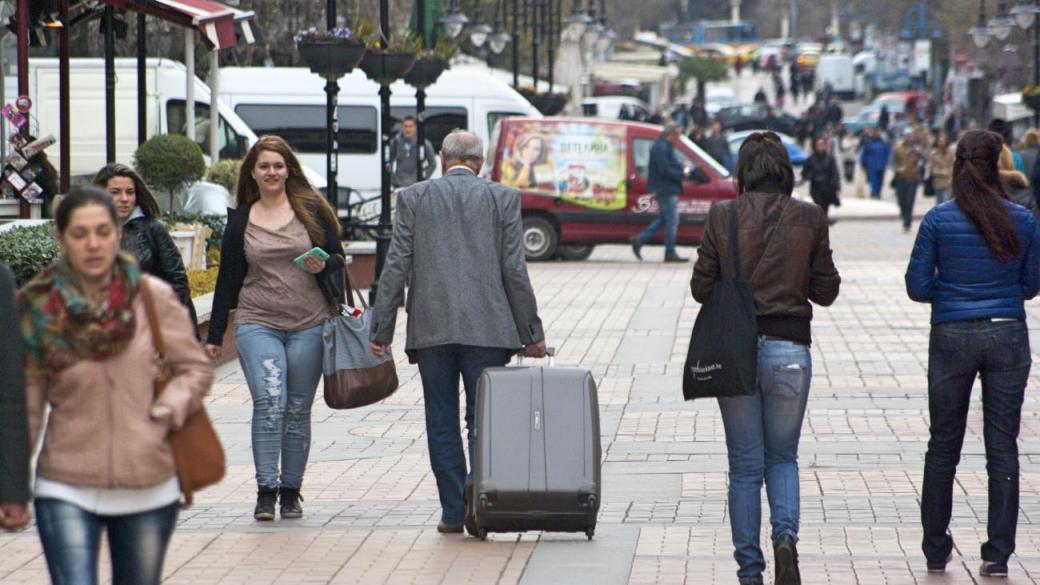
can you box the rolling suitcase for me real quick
[469,348,601,540]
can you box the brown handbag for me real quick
[140,278,226,507]
[322,268,399,409]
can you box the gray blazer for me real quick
[369,167,544,359]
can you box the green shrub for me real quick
[0,224,60,286]
[160,212,226,251]
[134,134,206,212]
[207,159,241,193]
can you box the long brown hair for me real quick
[92,162,161,219]
[952,130,1020,262]
[236,135,339,245]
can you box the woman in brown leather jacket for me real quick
[690,132,841,585]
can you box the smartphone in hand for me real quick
[293,246,330,270]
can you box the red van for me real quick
[488,118,736,261]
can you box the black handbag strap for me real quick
[728,202,742,280]
[327,264,368,317]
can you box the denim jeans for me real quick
[415,344,510,525]
[894,179,918,228]
[635,193,679,256]
[236,322,325,489]
[717,337,812,584]
[922,319,1030,565]
[934,187,950,205]
[867,169,885,199]
[34,498,178,585]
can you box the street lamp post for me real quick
[325,0,339,211]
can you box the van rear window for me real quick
[388,107,467,151]
[235,104,378,155]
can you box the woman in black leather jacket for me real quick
[92,163,198,332]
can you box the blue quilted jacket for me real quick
[906,199,1040,324]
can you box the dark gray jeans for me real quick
[922,319,1030,565]
[894,179,918,229]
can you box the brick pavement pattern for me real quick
[4,220,1040,584]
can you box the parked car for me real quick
[815,54,855,100]
[582,96,651,121]
[727,130,808,166]
[488,117,737,261]
[842,91,924,134]
[717,104,799,136]
[703,84,740,117]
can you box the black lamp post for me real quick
[326,0,338,210]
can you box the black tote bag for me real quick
[682,203,760,400]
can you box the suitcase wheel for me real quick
[478,528,488,541]
[585,526,595,540]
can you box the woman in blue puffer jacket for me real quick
[905,129,1040,579]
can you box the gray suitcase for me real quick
[469,348,601,540]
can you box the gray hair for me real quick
[663,122,682,136]
[440,130,484,161]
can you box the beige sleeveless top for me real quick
[235,215,328,332]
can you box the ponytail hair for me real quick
[952,130,1020,262]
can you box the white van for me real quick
[814,54,855,100]
[10,58,269,182]
[218,65,542,197]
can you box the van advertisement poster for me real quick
[497,121,627,210]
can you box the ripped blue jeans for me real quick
[235,322,324,490]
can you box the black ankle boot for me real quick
[279,487,304,519]
[254,486,278,521]
[774,535,801,585]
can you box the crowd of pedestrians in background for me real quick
[2,54,1040,585]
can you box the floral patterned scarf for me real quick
[19,252,141,377]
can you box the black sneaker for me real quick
[927,550,954,573]
[629,237,643,261]
[979,561,1009,577]
[254,486,278,521]
[279,487,304,519]
[664,254,689,263]
[774,535,802,585]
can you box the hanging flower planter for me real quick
[518,88,568,116]
[295,28,367,80]
[359,50,416,85]
[297,41,367,80]
[404,58,449,89]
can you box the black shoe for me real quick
[980,561,1009,577]
[630,237,643,261]
[927,550,954,573]
[279,487,304,519]
[437,521,464,534]
[774,535,802,585]
[254,486,278,521]
[664,254,689,263]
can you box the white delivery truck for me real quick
[814,54,856,101]
[218,65,542,197]
[7,58,311,183]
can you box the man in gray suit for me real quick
[369,129,547,534]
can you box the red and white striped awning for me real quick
[101,0,254,50]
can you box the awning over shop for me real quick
[100,0,253,49]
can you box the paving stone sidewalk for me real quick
[4,219,1040,584]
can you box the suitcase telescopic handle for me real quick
[517,346,556,367]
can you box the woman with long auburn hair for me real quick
[906,129,1040,578]
[207,135,345,521]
